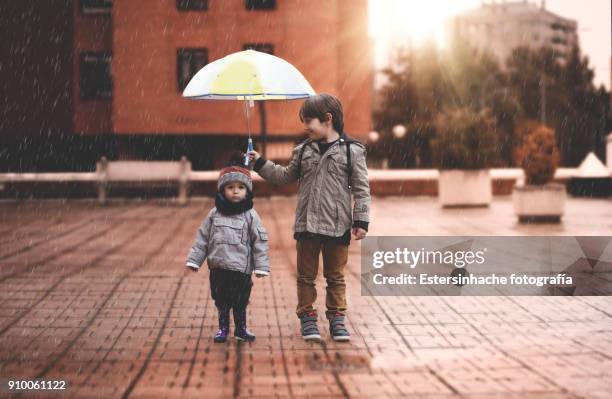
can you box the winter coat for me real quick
[185,208,270,275]
[256,133,371,236]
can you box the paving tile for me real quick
[0,197,610,398]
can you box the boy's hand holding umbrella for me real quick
[247,151,260,165]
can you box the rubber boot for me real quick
[214,306,230,343]
[233,307,256,341]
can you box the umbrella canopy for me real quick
[182,49,315,100]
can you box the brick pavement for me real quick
[0,196,611,398]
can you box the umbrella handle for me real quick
[244,138,254,166]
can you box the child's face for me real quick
[302,114,332,141]
[223,182,247,202]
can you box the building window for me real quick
[551,36,567,45]
[243,43,274,55]
[80,52,112,100]
[550,22,571,32]
[245,0,276,11]
[177,0,207,11]
[177,48,208,92]
[80,0,112,15]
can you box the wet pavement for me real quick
[0,196,611,398]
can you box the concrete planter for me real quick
[513,183,566,223]
[438,169,491,207]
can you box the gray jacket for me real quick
[185,208,270,275]
[256,135,371,236]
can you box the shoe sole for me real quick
[234,336,256,342]
[332,335,351,342]
[302,334,321,341]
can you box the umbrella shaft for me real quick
[244,100,251,138]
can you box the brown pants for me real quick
[296,238,349,320]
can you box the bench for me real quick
[96,157,191,205]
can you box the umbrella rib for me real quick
[184,93,313,99]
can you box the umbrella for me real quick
[182,49,316,165]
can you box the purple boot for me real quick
[214,306,230,343]
[233,307,256,341]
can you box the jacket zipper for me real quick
[244,213,250,274]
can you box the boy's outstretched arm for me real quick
[350,145,371,240]
[248,146,301,185]
[185,209,214,272]
[248,209,270,278]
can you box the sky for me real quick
[368,0,611,89]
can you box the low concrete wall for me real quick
[0,168,576,199]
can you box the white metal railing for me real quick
[0,163,581,204]
[0,167,579,182]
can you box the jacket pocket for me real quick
[212,217,244,245]
[327,157,347,177]
[257,226,268,241]
[301,153,318,176]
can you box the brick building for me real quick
[1,0,372,171]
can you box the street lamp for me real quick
[368,131,380,143]
[389,125,407,169]
[392,124,406,139]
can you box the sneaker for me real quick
[329,312,350,341]
[299,311,321,341]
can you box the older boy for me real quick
[248,93,371,341]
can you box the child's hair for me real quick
[299,93,344,133]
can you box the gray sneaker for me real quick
[299,311,321,341]
[329,312,350,341]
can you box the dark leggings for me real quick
[209,268,252,310]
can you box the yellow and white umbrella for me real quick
[182,49,315,100]
[182,49,315,165]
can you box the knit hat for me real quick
[218,165,253,192]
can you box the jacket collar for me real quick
[305,131,353,158]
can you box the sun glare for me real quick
[396,2,444,44]
[369,1,442,44]
[369,0,480,47]
[369,0,482,69]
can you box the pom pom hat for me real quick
[217,166,253,192]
